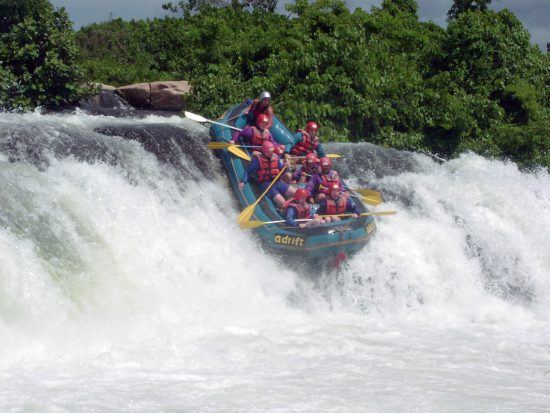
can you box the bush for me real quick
[0,0,88,109]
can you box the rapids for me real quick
[1,111,549,412]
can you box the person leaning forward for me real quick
[231,113,274,147]
[238,141,296,209]
[317,183,360,223]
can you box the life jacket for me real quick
[319,171,340,194]
[255,153,280,183]
[250,100,272,122]
[325,193,349,215]
[250,126,272,147]
[290,130,318,156]
[303,163,319,176]
[283,200,311,219]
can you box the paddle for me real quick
[350,187,382,199]
[184,111,243,132]
[237,165,289,228]
[351,194,382,206]
[206,142,251,161]
[241,210,397,229]
[286,153,341,161]
[207,142,260,150]
[318,184,382,207]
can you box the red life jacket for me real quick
[255,154,280,183]
[250,100,273,121]
[290,130,318,156]
[325,193,349,215]
[283,200,311,219]
[250,126,272,147]
[320,171,340,194]
[303,163,319,176]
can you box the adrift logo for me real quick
[366,222,376,234]
[274,234,305,247]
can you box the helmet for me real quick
[305,153,318,165]
[294,188,309,201]
[329,183,341,197]
[306,121,318,134]
[261,140,275,157]
[259,91,271,101]
[320,156,332,168]
[256,113,269,128]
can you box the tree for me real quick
[0,0,88,109]
[447,0,492,21]
[162,0,276,15]
[381,0,418,17]
[0,0,51,32]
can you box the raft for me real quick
[209,102,376,261]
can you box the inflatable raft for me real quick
[209,102,376,261]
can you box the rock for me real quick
[94,83,116,92]
[115,83,151,108]
[79,90,134,111]
[150,81,191,111]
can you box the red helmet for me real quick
[276,144,285,156]
[261,140,275,157]
[305,153,319,165]
[256,113,269,128]
[321,156,332,168]
[306,121,318,134]
[294,188,309,201]
[329,183,341,198]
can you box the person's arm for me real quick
[305,175,318,195]
[285,207,298,227]
[240,157,258,187]
[316,142,326,157]
[285,132,302,153]
[347,198,361,215]
[266,106,274,129]
[231,125,252,143]
[292,166,303,182]
[316,200,327,216]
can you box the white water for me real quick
[1,112,549,412]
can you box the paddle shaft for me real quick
[210,120,242,132]
[257,211,397,226]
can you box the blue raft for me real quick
[209,103,377,261]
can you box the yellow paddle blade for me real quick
[353,188,382,199]
[207,141,231,149]
[237,165,288,229]
[238,203,257,228]
[327,154,342,159]
[228,145,251,161]
[361,195,383,206]
[240,220,267,229]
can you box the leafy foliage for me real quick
[447,0,492,21]
[0,0,89,109]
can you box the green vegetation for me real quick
[0,0,89,109]
[1,0,548,169]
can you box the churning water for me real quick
[1,111,549,412]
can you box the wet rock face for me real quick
[115,83,151,108]
[79,90,134,112]
[94,124,217,181]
